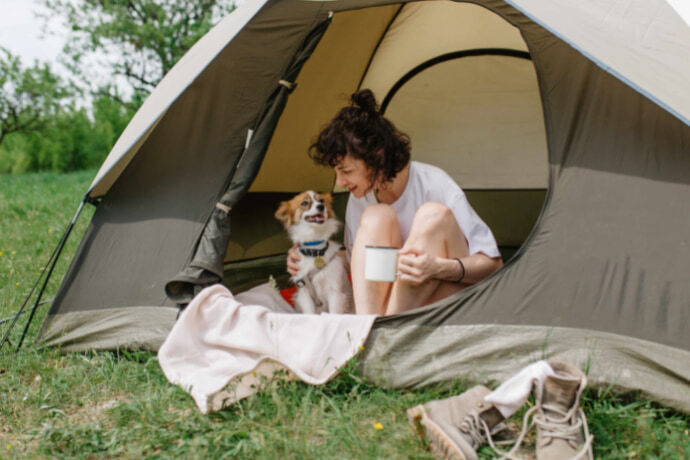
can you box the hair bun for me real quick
[351,89,379,114]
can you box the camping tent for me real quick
[33,0,689,411]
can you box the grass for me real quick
[1,170,689,458]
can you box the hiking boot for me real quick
[407,385,505,460]
[534,361,593,460]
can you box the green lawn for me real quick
[1,170,688,458]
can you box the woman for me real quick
[288,89,503,315]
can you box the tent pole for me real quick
[0,238,65,352]
[1,199,87,353]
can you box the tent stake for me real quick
[0,299,52,325]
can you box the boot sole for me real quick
[407,405,475,460]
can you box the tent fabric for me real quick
[44,0,327,317]
[86,0,271,198]
[165,14,334,305]
[37,0,690,412]
[39,306,178,352]
[249,5,401,194]
[359,1,529,97]
[504,0,690,125]
[383,55,548,189]
[361,324,690,413]
[85,0,690,200]
[666,0,690,25]
[250,1,548,193]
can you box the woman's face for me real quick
[334,155,373,198]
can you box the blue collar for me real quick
[301,240,326,247]
[299,241,329,257]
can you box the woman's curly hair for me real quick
[309,89,411,187]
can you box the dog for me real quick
[274,191,353,314]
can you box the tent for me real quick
[29,0,689,411]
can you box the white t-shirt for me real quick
[344,161,500,261]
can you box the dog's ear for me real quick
[274,201,293,228]
[321,193,335,218]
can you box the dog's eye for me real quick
[301,200,309,207]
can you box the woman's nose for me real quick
[335,172,346,187]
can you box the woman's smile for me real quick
[335,155,372,198]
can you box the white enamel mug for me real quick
[365,246,399,282]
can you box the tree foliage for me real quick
[1,1,236,174]
[41,0,235,104]
[0,48,72,147]
[0,94,133,174]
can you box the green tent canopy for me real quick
[36,0,689,412]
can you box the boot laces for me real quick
[535,403,582,447]
[483,380,594,460]
[533,379,594,460]
[458,409,491,448]
[534,407,593,460]
[485,405,537,460]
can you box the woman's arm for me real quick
[434,253,503,284]
[397,248,502,286]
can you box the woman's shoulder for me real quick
[411,161,463,193]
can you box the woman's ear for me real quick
[274,202,293,228]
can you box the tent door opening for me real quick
[222,1,549,294]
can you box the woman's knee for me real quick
[411,202,454,232]
[360,204,397,230]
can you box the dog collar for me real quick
[299,241,329,257]
[302,240,326,247]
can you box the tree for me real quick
[0,48,72,147]
[41,0,235,108]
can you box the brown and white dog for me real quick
[274,191,353,315]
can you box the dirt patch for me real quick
[66,394,131,426]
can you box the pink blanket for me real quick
[158,283,376,413]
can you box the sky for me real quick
[0,0,65,68]
[0,0,242,98]
[667,0,690,26]
[0,0,128,101]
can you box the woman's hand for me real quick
[287,244,301,277]
[396,247,441,286]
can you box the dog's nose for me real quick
[316,204,325,212]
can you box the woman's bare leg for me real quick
[385,202,469,315]
[351,204,402,315]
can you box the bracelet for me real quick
[453,258,466,283]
